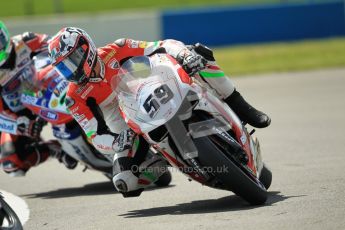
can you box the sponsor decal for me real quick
[240,133,247,145]
[5,91,20,100]
[50,99,58,108]
[129,39,139,48]
[139,41,147,48]
[48,76,60,91]
[96,144,112,151]
[103,50,116,63]
[65,96,75,108]
[3,91,24,112]
[41,98,48,107]
[79,118,89,129]
[53,80,69,97]
[9,99,21,108]
[0,115,17,134]
[69,106,79,113]
[81,85,94,99]
[53,129,71,139]
[73,113,85,122]
[0,123,16,133]
[108,58,119,69]
[40,110,58,120]
[21,94,39,105]
[76,84,88,94]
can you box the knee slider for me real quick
[112,170,140,192]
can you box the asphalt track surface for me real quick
[1,68,345,230]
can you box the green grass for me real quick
[213,37,345,77]
[0,0,311,18]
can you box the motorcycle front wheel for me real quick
[194,136,268,205]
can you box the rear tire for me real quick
[259,163,272,190]
[194,137,267,205]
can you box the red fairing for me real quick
[24,103,73,125]
[22,65,74,125]
[23,32,50,54]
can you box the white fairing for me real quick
[114,54,263,176]
[57,134,112,168]
[113,55,192,132]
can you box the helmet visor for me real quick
[55,45,88,84]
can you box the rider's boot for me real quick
[113,154,168,198]
[224,89,271,128]
[46,140,78,169]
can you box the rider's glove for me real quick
[112,129,135,153]
[17,116,46,138]
[177,49,206,75]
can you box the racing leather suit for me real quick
[65,38,235,195]
[0,32,63,176]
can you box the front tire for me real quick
[259,163,272,190]
[194,137,267,205]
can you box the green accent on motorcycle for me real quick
[0,21,11,65]
[142,171,156,182]
[60,93,66,105]
[0,52,8,62]
[199,71,225,78]
[22,90,35,96]
[86,131,96,138]
[133,138,140,152]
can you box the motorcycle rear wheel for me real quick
[154,170,172,187]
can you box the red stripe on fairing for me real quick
[119,108,142,134]
[158,148,206,183]
[177,67,192,85]
[166,54,192,85]
[205,95,257,175]
[138,178,151,185]
[206,64,221,70]
[127,119,142,134]
[127,150,133,158]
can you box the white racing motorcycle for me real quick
[111,54,272,205]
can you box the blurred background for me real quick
[1,0,345,76]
